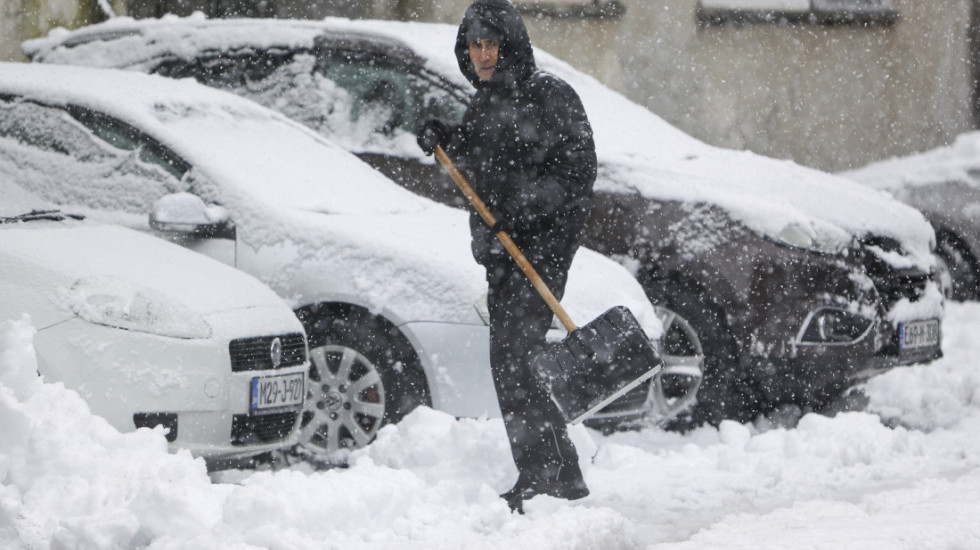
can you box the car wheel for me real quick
[297,308,430,459]
[936,230,980,301]
[659,283,759,428]
[634,306,704,425]
[583,306,705,433]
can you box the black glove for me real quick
[491,200,522,234]
[416,118,452,156]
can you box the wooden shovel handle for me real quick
[434,145,578,332]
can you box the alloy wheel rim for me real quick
[650,306,705,422]
[300,344,386,456]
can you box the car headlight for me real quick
[798,307,873,344]
[59,276,212,339]
[774,221,851,255]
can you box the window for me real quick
[318,52,467,136]
[67,107,189,180]
[513,0,625,19]
[697,0,898,26]
[0,99,187,213]
[0,99,109,159]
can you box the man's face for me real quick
[468,38,500,81]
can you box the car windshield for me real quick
[148,100,431,216]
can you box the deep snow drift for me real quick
[2,304,980,549]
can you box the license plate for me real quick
[899,319,940,350]
[250,372,305,413]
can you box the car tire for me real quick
[936,230,980,301]
[296,307,430,459]
[658,282,759,429]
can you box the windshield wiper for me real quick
[0,209,86,224]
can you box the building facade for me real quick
[1,0,978,171]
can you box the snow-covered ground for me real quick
[2,303,979,549]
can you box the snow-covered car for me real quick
[22,15,946,426]
[842,133,980,302]
[0,62,674,458]
[0,180,309,467]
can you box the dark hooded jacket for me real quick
[447,0,597,271]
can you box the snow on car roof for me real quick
[843,131,980,190]
[23,14,937,261]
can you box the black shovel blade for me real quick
[532,305,664,424]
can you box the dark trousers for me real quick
[485,255,582,483]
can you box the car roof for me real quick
[24,15,434,79]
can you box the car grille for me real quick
[876,271,930,305]
[229,333,307,372]
[231,411,299,446]
[859,236,931,307]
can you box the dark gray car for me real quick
[26,16,945,427]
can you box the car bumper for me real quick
[33,317,306,461]
[745,320,943,406]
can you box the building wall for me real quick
[0,0,125,62]
[615,0,974,171]
[382,0,976,171]
[1,0,27,63]
[2,0,974,171]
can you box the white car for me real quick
[0,181,309,467]
[0,62,671,458]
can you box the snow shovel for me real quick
[434,145,664,424]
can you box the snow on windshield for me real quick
[0,62,429,218]
[0,177,60,217]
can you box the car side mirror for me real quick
[149,192,235,240]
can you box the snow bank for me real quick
[3,303,980,549]
[0,316,227,548]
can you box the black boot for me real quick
[500,464,590,513]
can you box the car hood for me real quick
[0,221,294,325]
